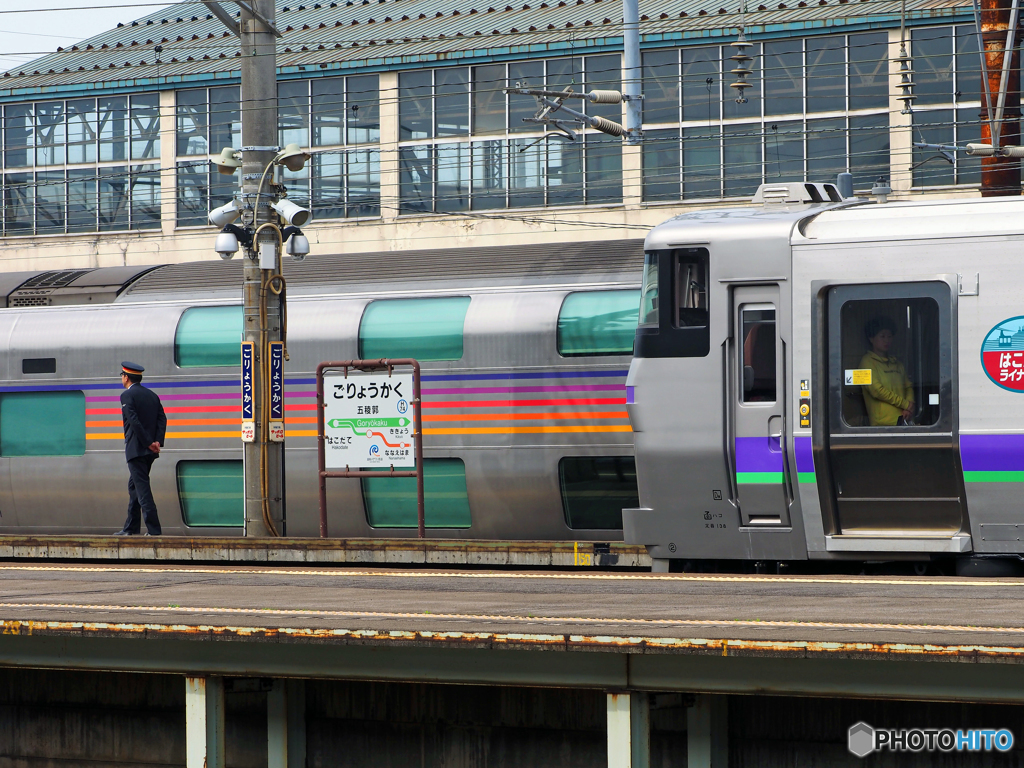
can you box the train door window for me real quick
[359,297,470,362]
[559,456,639,529]
[177,460,243,527]
[175,306,242,367]
[0,391,85,456]
[740,306,777,403]
[362,458,471,528]
[557,290,640,356]
[839,297,941,427]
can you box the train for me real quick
[624,181,1024,574]
[0,238,641,539]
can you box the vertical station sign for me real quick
[322,372,415,468]
[268,341,285,442]
[241,341,255,443]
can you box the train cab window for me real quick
[741,307,777,403]
[839,297,941,428]
[175,306,242,367]
[557,290,640,356]
[559,456,639,529]
[635,248,710,358]
[362,458,471,528]
[177,460,243,527]
[0,391,85,457]
[359,297,470,362]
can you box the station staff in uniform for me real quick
[114,362,167,536]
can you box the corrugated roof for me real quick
[1,0,969,97]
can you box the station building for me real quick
[0,0,985,271]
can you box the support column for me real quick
[159,89,177,237]
[686,694,727,768]
[378,71,400,223]
[607,691,650,768]
[185,676,225,768]
[268,679,306,768]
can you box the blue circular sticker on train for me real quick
[982,316,1024,391]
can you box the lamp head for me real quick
[214,229,239,259]
[285,232,310,261]
[275,143,311,173]
[211,147,242,176]
[208,198,242,228]
[271,198,311,227]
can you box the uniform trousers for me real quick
[120,454,162,535]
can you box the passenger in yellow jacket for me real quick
[860,317,915,426]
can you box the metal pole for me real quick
[317,362,328,538]
[622,0,642,144]
[241,0,284,534]
[980,0,1021,195]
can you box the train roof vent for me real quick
[752,182,843,205]
[7,266,156,308]
[8,269,94,308]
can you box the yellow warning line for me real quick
[0,600,1018,635]
[0,563,1020,589]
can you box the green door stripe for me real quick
[963,470,1024,483]
[736,472,785,484]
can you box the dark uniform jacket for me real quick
[121,384,167,461]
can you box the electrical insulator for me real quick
[729,32,754,104]
[895,42,915,115]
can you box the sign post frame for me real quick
[316,359,424,538]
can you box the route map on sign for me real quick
[323,372,416,468]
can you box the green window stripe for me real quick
[175,306,242,367]
[359,297,470,362]
[736,472,785,484]
[362,458,471,528]
[557,289,640,357]
[963,471,1024,483]
[177,460,244,527]
[0,391,85,457]
[798,472,816,484]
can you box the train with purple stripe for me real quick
[0,239,641,538]
[625,182,1024,574]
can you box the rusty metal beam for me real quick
[980,0,1022,195]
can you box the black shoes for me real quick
[113,530,134,536]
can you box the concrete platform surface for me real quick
[1,564,1024,662]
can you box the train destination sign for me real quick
[322,372,415,469]
[982,316,1024,392]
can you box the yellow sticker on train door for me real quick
[844,369,872,386]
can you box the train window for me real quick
[22,358,56,374]
[175,306,242,367]
[559,456,638,529]
[674,251,708,328]
[361,458,471,528]
[839,297,941,427]
[0,391,85,456]
[359,297,470,362]
[741,306,777,403]
[557,290,640,357]
[176,460,243,527]
[639,253,659,326]
[634,247,710,358]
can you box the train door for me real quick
[732,285,791,526]
[825,282,965,535]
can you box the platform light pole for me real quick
[205,0,310,536]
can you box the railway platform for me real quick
[4,564,1024,766]
[0,534,649,568]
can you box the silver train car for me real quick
[625,183,1024,573]
[0,239,642,539]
